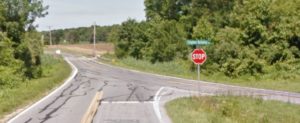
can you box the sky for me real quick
[35,0,146,31]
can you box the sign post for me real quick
[191,49,207,81]
[198,63,200,80]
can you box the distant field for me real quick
[166,96,300,123]
[47,43,114,56]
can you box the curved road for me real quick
[8,54,300,123]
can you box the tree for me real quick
[0,32,23,88]
[0,0,48,80]
[0,0,48,45]
[142,0,300,78]
[192,18,214,40]
[144,0,191,21]
[146,19,188,63]
[113,19,148,59]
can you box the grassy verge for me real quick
[0,54,71,119]
[100,54,300,92]
[166,96,300,123]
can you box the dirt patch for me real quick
[47,43,114,56]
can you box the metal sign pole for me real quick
[191,40,207,94]
[196,41,200,95]
[197,40,200,81]
[197,64,200,81]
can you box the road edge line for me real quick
[153,87,165,123]
[7,57,78,123]
[101,101,154,104]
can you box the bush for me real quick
[113,0,300,78]
[0,32,24,88]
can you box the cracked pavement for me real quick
[8,54,300,123]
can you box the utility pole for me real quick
[49,26,52,46]
[41,35,44,46]
[93,22,96,57]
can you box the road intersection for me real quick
[8,54,300,123]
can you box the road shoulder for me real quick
[5,57,78,123]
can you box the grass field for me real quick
[166,96,300,123]
[0,54,71,119]
[100,55,300,92]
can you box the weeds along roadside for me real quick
[0,54,72,119]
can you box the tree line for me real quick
[0,0,47,88]
[41,25,120,44]
[110,0,300,78]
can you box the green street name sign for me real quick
[186,40,211,46]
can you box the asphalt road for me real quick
[8,54,300,123]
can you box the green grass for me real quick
[0,54,71,118]
[101,54,300,92]
[166,96,300,123]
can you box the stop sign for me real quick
[192,49,207,65]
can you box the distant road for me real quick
[8,53,300,123]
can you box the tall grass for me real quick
[166,96,300,123]
[114,57,196,79]
[0,55,71,118]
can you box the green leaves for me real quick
[199,0,300,78]
[0,0,47,88]
[112,19,147,59]
[113,0,300,79]
[0,32,24,88]
[113,19,188,63]
[192,18,214,40]
[148,20,188,62]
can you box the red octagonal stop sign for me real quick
[192,49,207,65]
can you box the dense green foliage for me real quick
[0,33,23,88]
[166,96,300,123]
[42,25,120,44]
[0,0,47,88]
[110,0,300,78]
[110,19,188,63]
